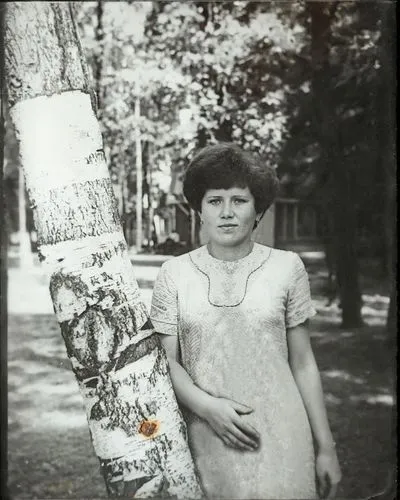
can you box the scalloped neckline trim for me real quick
[189,243,272,307]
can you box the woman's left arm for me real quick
[287,322,342,499]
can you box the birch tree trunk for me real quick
[4,3,202,498]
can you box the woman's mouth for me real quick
[218,224,238,231]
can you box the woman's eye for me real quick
[209,199,221,205]
[234,198,247,204]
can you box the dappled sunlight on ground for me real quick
[323,369,366,385]
[7,307,395,499]
[348,394,394,405]
[8,316,87,436]
[7,313,106,498]
[307,311,395,498]
[6,257,395,499]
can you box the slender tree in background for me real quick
[135,93,143,252]
[4,3,201,497]
[18,169,33,269]
[146,141,155,247]
[307,1,363,328]
[0,3,9,496]
[379,3,396,340]
[94,0,104,109]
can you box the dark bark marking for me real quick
[56,298,151,381]
[115,335,159,372]
[35,178,120,247]
[90,376,164,436]
[140,318,154,331]
[149,345,170,385]
[50,269,90,301]
[4,3,90,107]
[51,270,126,374]
[86,148,105,165]
[60,303,128,375]
[100,454,176,498]
[87,240,126,269]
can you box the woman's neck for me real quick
[207,240,254,262]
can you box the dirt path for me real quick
[6,257,395,499]
[7,308,395,499]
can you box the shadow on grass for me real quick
[8,428,106,499]
[7,314,106,498]
[7,312,396,499]
[308,317,396,500]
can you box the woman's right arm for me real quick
[159,334,260,452]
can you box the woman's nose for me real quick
[221,200,234,218]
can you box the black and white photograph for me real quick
[1,1,396,499]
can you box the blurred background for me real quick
[3,1,396,498]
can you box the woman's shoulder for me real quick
[159,251,194,277]
[262,246,304,275]
[255,244,298,264]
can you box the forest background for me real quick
[3,1,396,499]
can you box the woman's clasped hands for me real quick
[203,396,260,452]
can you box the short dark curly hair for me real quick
[183,142,280,214]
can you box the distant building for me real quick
[154,170,321,251]
[274,197,321,248]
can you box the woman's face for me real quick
[200,186,258,248]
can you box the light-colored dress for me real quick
[150,243,317,499]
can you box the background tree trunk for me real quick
[379,4,396,339]
[146,141,154,248]
[94,0,104,110]
[4,3,201,498]
[18,169,33,269]
[135,95,143,252]
[0,5,9,491]
[308,1,363,327]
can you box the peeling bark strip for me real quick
[38,232,126,266]
[5,3,202,497]
[34,178,120,246]
[49,238,144,322]
[9,90,109,193]
[49,241,152,378]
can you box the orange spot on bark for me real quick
[138,419,160,438]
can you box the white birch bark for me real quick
[4,3,202,497]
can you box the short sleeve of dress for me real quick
[150,264,178,336]
[285,253,316,329]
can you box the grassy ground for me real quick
[6,256,396,499]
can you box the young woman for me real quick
[150,143,341,499]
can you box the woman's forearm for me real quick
[292,359,336,451]
[168,358,213,419]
